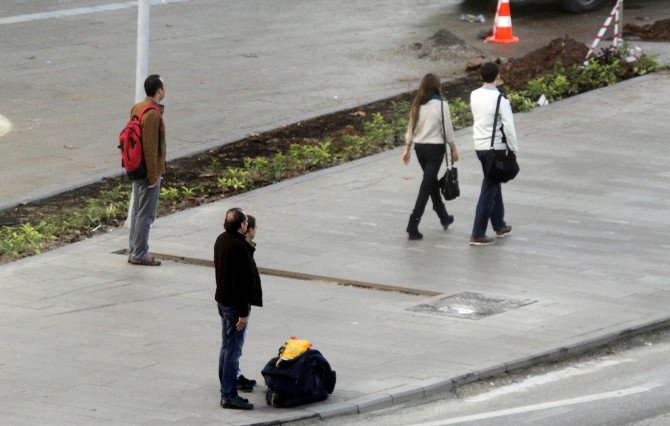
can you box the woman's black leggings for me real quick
[410,143,448,222]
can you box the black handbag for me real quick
[438,100,460,200]
[484,94,519,183]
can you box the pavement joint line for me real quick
[113,249,439,297]
[46,289,199,317]
[270,317,670,424]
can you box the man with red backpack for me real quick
[127,74,166,266]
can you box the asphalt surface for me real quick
[2,66,670,424]
[326,332,670,425]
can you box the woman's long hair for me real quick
[409,74,442,135]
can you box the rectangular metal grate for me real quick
[410,292,536,320]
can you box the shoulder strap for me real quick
[490,93,504,150]
[440,100,453,169]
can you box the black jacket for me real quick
[214,231,262,317]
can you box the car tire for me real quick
[561,0,607,13]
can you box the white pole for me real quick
[618,0,623,47]
[135,0,150,103]
[126,0,151,229]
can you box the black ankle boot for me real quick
[435,208,454,230]
[406,217,423,240]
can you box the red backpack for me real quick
[118,105,160,180]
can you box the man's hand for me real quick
[236,316,249,331]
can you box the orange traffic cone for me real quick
[485,0,519,44]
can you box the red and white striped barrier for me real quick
[584,0,623,65]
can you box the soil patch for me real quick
[500,37,589,90]
[409,29,482,62]
[624,19,670,41]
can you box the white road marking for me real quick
[412,384,660,426]
[0,0,188,26]
[467,358,634,403]
[0,114,11,138]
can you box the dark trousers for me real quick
[410,144,449,222]
[472,150,506,237]
[218,303,246,400]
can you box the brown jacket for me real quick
[130,98,166,184]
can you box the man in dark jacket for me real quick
[214,208,262,410]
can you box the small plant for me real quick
[339,134,365,161]
[507,92,534,113]
[0,223,47,257]
[246,156,272,182]
[160,186,181,205]
[180,186,197,198]
[388,101,411,135]
[209,158,222,173]
[448,97,473,129]
[363,112,395,150]
[287,144,308,172]
[218,167,252,192]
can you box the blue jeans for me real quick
[410,144,449,222]
[472,150,506,237]
[128,177,161,261]
[218,303,246,400]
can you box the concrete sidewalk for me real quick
[1,70,669,425]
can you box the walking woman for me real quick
[402,74,459,240]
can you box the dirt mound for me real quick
[411,29,481,61]
[501,37,589,89]
[623,19,670,41]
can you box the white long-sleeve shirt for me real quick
[405,99,456,146]
[470,86,518,152]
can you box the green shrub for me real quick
[449,97,473,129]
[0,223,49,257]
[363,112,396,150]
[508,92,534,113]
[160,186,180,205]
[218,167,252,191]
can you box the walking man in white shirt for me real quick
[469,62,518,246]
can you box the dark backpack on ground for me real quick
[118,105,160,180]
[261,349,336,408]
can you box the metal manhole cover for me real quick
[410,292,536,320]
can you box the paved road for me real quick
[2,0,669,211]
[1,69,669,424]
[327,331,670,425]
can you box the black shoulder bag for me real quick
[484,93,519,183]
[438,100,460,200]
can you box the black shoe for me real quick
[407,217,423,240]
[237,375,256,387]
[237,383,253,393]
[440,214,454,230]
[221,396,254,410]
[407,230,423,240]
